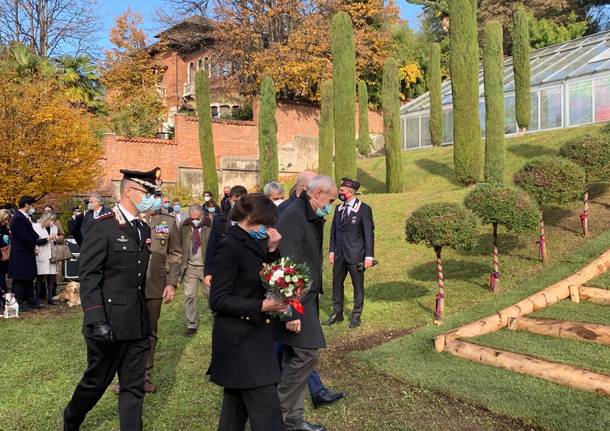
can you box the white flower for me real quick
[274,270,284,279]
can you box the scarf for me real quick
[190,219,202,254]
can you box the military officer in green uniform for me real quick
[63,167,162,431]
[140,190,182,393]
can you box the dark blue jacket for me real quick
[8,211,39,280]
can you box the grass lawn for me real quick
[2,123,610,430]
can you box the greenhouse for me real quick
[400,31,610,150]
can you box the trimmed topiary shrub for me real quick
[195,70,219,194]
[406,202,479,323]
[559,134,610,236]
[482,20,505,184]
[383,57,403,193]
[513,156,586,261]
[429,43,443,147]
[465,184,539,290]
[258,76,279,189]
[357,80,371,156]
[318,79,334,179]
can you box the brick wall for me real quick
[102,102,384,196]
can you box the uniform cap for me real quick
[340,177,360,191]
[120,167,162,193]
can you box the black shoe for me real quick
[322,313,343,325]
[349,318,361,328]
[286,420,327,431]
[311,388,346,409]
[48,299,56,305]
[29,302,45,310]
[185,328,197,337]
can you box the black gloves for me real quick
[87,322,114,343]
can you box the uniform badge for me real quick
[117,235,128,243]
[351,216,357,224]
[154,222,170,234]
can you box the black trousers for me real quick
[63,337,148,431]
[36,274,56,301]
[11,278,36,306]
[218,385,285,431]
[332,252,365,319]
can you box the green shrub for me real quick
[195,70,219,194]
[464,183,539,234]
[406,202,479,250]
[429,43,443,147]
[357,80,371,156]
[258,76,279,188]
[513,6,531,130]
[513,156,586,205]
[382,57,403,193]
[558,134,610,182]
[318,79,334,178]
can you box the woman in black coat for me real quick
[209,193,287,431]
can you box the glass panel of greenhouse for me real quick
[400,31,610,150]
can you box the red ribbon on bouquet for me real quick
[289,299,304,315]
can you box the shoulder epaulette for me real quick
[95,211,114,221]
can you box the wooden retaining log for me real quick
[508,316,610,346]
[579,286,610,306]
[436,249,610,349]
[444,340,610,396]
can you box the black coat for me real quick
[220,196,232,215]
[208,225,280,389]
[329,199,375,264]
[70,214,85,246]
[274,193,327,349]
[277,191,297,214]
[80,206,112,239]
[0,224,9,275]
[204,213,231,277]
[8,211,39,280]
[79,206,151,341]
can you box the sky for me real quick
[98,0,423,50]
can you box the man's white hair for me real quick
[263,181,284,197]
[307,175,335,193]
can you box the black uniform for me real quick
[203,212,231,278]
[329,198,375,321]
[63,206,151,431]
[208,225,284,431]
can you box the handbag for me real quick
[51,242,73,263]
[0,245,9,262]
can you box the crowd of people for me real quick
[1,166,376,431]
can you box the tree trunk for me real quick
[490,222,500,291]
[434,245,445,324]
[538,209,546,262]
[508,316,610,346]
[444,340,610,396]
[579,285,610,305]
[581,189,589,237]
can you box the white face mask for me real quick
[273,199,284,207]
[204,196,211,202]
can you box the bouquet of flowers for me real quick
[260,257,312,319]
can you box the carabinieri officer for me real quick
[63,167,162,431]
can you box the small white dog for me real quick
[3,292,19,319]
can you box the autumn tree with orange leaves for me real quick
[0,60,101,206]
[101,9,165,137]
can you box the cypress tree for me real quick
[382,57,403,193]
[331,11,357,181]
[258,76,278,189]
[357,80,370,156]
[195,69,219,194]
[449,0,483,185]
[513,6,531,132]
[483,20,505,184]
[318,79,334,178]
[429,43,443,147]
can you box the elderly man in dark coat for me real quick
[9,196,45,311]
[275,175,337,431]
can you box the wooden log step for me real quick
[508,316,610,345]
[579,286,610,305]
[444,339,610,396]
[437,249,610,347]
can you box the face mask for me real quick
[163,202,171,209]
[208,207,216,213]
[27,207,35,216]
[204,196,211,202]
[192,219,201,227]
[248,225,268,240]
[173,204,181,213]
[338,193,347,202]
[152,197,162,212]
[273,199,284,207]
[132,193,155,213]
[316,203,333,218]
[87,203,95,211]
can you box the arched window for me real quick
[197,58,204,70]
[204,56,210,77]
[211,106,218,118]
[188,62,195,83]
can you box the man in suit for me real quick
[63,167,162,431]
[80,193,111,239]
[203,185,247,289]
[178,204,211,337]
[275,175,337,431]
[8,196,45,312]
[141,191,182,391]
[220,185,232,214]
[172,199,189,226]
[324,178,375,329]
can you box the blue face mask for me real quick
[133,194,155,213]
[208,207,216,214]
[173,204,181,213]
[316,203,333,218]
[162,202,171,209]
[152,197,162,212]
[248,225,268,240]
